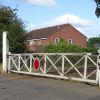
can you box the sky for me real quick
[1,0,100,38]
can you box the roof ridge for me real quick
[29,23,69,33]
[26,23,87,40]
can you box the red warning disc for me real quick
[33,58,40,71]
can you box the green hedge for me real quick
[42,39,97,53]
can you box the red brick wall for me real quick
[41,25,87,48]
[41,39,49,46]
[26,24,87,52]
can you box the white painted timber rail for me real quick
[8,53,99,85]
[2,32,100,86]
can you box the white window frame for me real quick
[55,38,60,44]
[29,40,34,46]
[38,39,41,45]
[68,39,73,44]
[28,39,42,46]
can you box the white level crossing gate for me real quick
[2,32,100,86]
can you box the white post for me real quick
[84,55,87,80]
[30,55,32,72]
[62,55,64,76]
[96,56,99,84]
[18,55,21,71]
[97,49,100,86]
[98,70,100,87]
[8,52,11,73]
[2,31,9,73]
[44,55,47,74]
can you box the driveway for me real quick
[0,74,100,100]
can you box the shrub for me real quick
[42,39,83,53]
[82,47,97,53]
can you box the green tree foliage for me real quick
[42,39,83,53]
[0,5,26,54]
[94,0,100,17]
[82,47,97,52]
[0,5,27,62]
[43,39,98,53]
[88,37,100,47]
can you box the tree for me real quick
[94,0,100,17]
[88,37,100,47]
[0,5,27,62]
[0,5,26,52]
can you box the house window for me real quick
[38,40,41,45]
[29,40,39,46]
[55,38,60,44]
[29,40,34,46]
[33,40,38,45]
[31,39,41,45]
[33,40,35,45]
[68,39,72,44]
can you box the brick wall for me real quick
[42,25,87,48]
[26,24,87,52]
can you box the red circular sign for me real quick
[33,58,40,71]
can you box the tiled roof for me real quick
[26,24,87,40]
[26,24,65,40]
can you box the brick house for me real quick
[25,24,87,52]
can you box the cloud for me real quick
[78,27,100,38]
[27,13,94,37]
[15,0,57,7]
[38,13,93,37]
[41,13,93,28]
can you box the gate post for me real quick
[97,49,100,86]
[84,55,87,81]
[44,55,47,74]
[2,31,9,73]
[98,70,100,87]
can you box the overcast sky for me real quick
[1,0,100,38]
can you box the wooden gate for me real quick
[2,32,100,86]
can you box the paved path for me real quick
[0,74,100,100]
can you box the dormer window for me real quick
[55,38,60,44]
[68,39,72,44]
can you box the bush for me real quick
[42,44,55,53]
[42,39,83,53]
[82,47,97,53]
[42,39,99,53]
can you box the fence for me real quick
[2,32,100,86]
